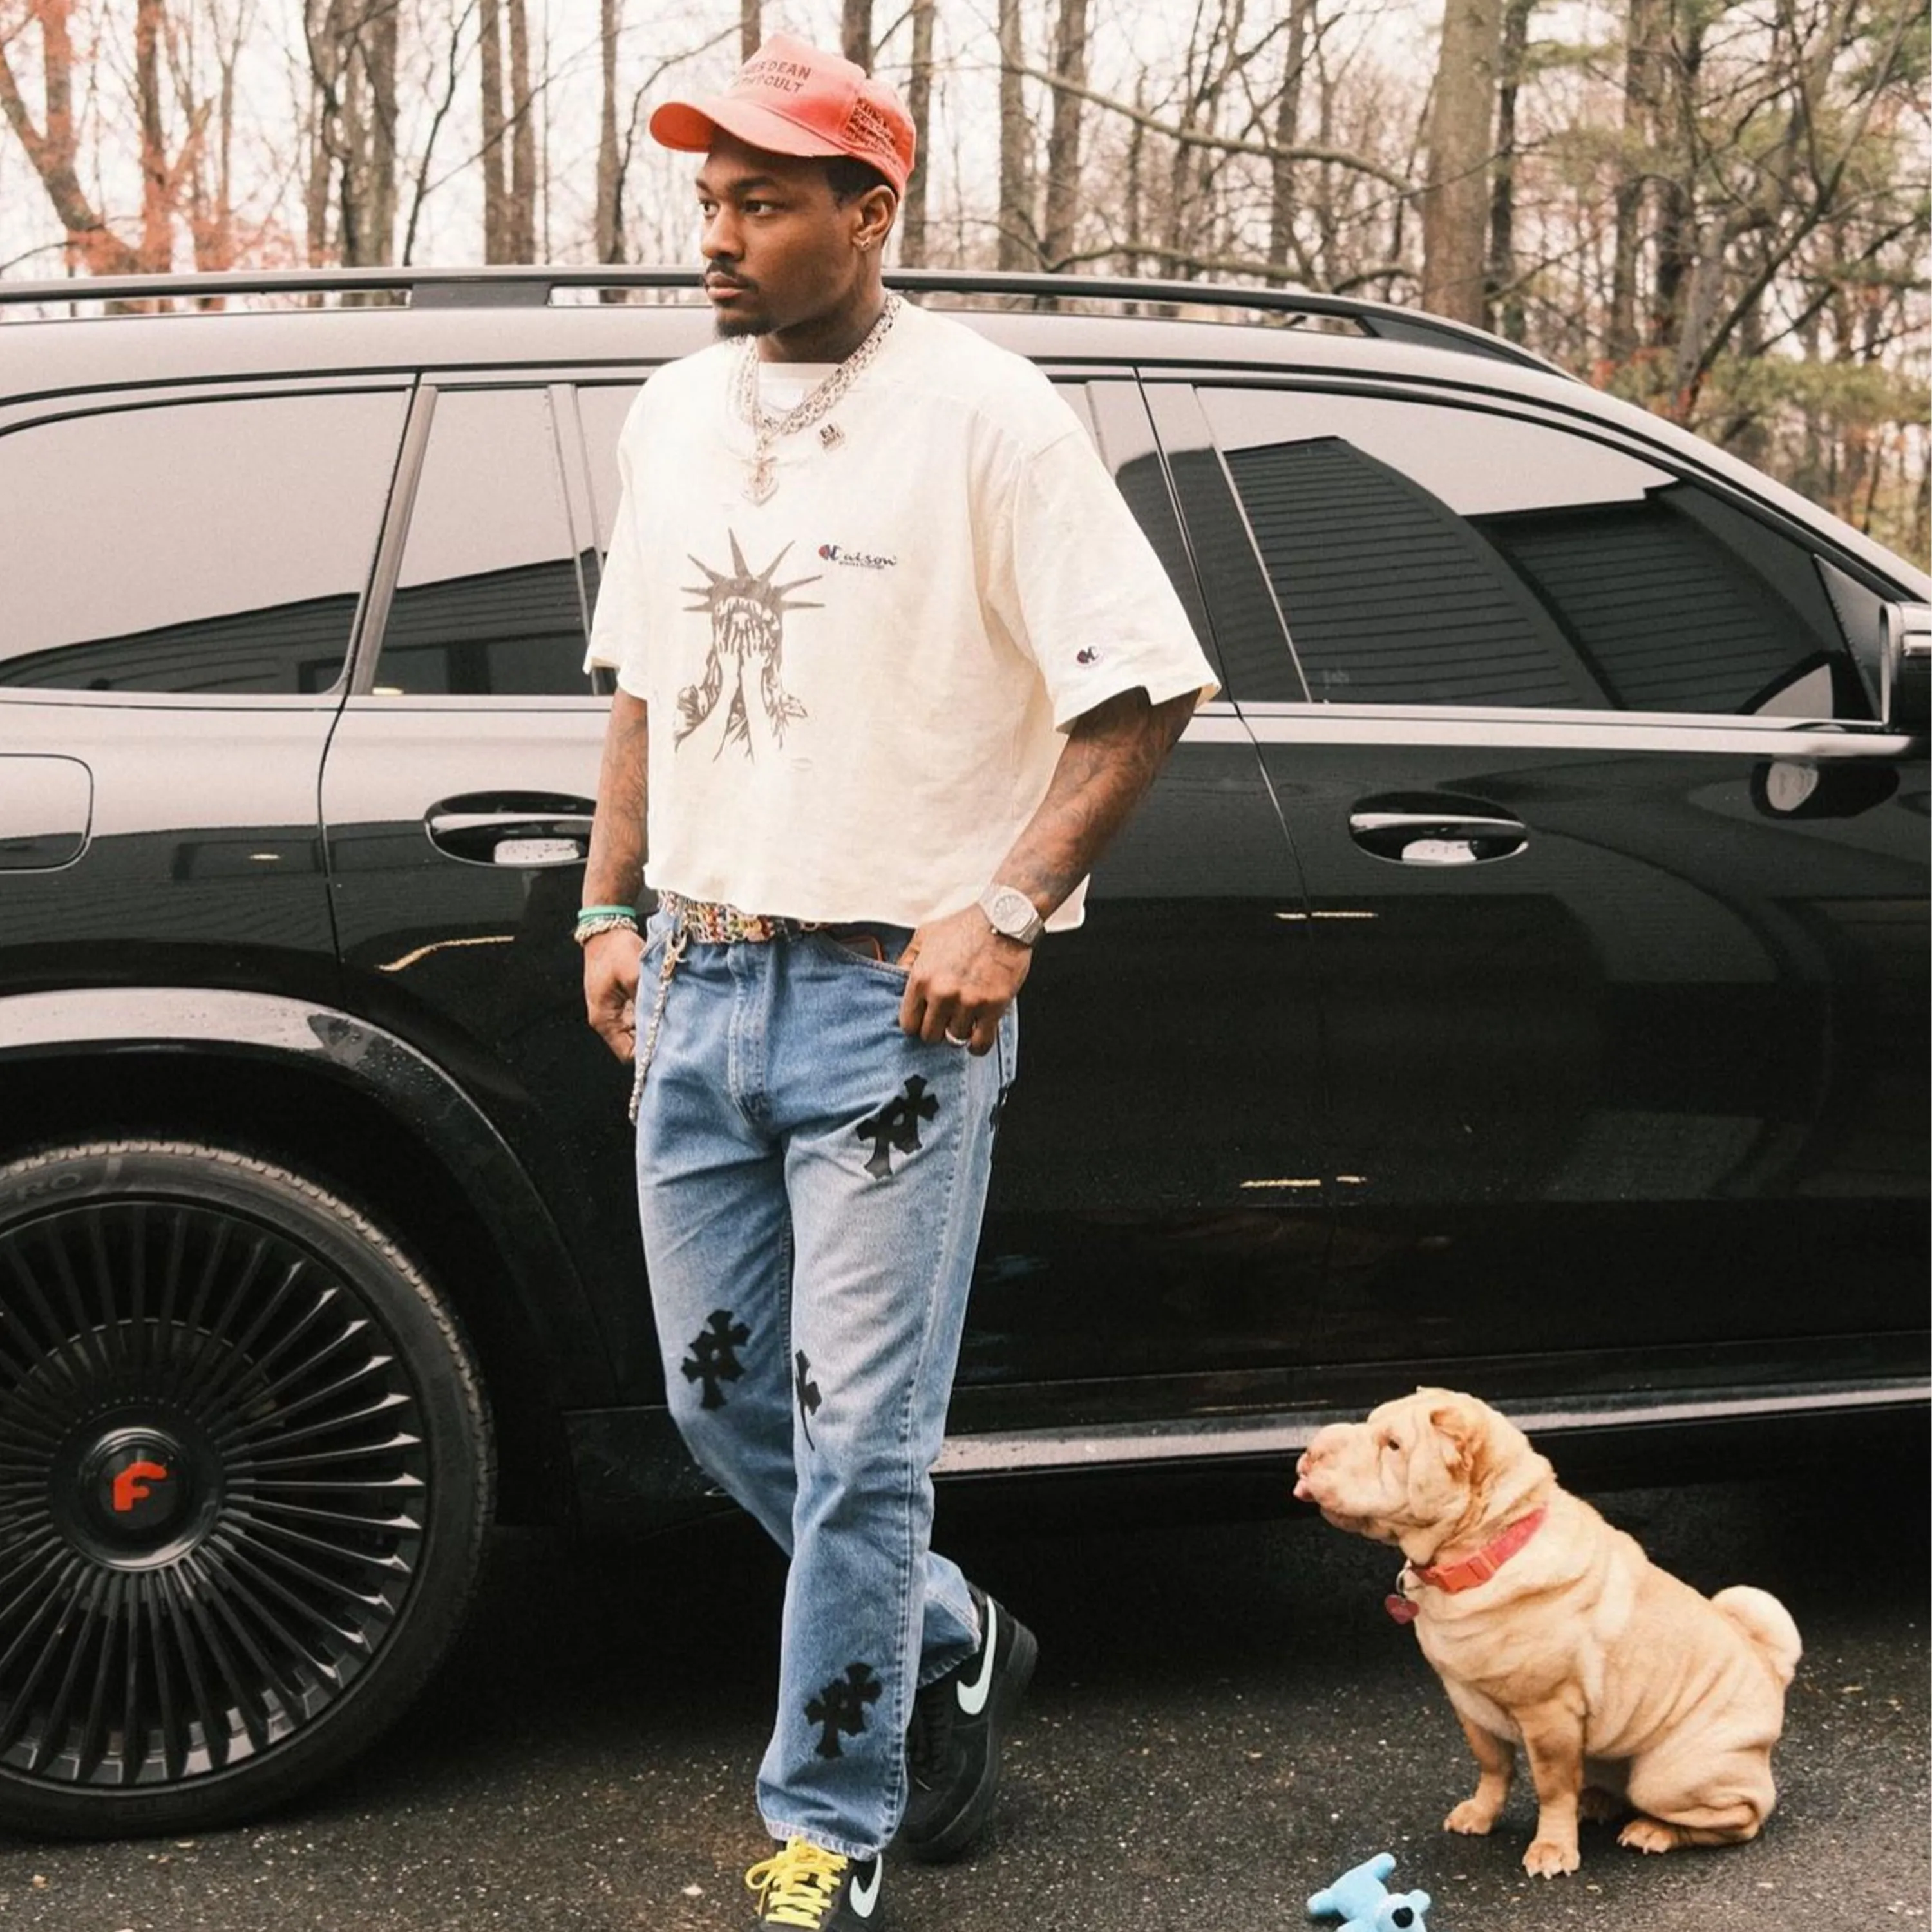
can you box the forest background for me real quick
[1,0,1926,555]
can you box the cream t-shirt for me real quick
[584,297,1218,930]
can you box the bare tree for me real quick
[842,0,871,71]
[1267,0,1315,273]
[900,0,934,265]
[0,0,197,274]
[741,0,759,62]
[506,0,535,258]
[402,0,477,265]
[1041,0,1088,269]
[596,0,621,265]
[1606,0,1662,363]
[478,0,507,259]
[1421,0,1504,321]
[997,0,1030,267]
[1484,0,1534,339]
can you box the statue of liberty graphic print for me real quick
[676,533,820,760]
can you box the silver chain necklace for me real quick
[732,294,901,504]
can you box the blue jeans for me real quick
[633,911,1018,1859]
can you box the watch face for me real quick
[985,887,1037,938]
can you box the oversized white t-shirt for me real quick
[583,296,1217,930]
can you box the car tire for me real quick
[0,1139,494,1839]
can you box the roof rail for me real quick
[0,263,1569,377]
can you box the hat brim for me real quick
[649,96,849,167]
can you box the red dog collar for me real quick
[1386,1506,1547,1622]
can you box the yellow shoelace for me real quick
[746,1838,850,1927]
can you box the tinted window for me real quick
[379,388,588,696]
[578,383,639,553]
[1196,388,1857,715]
[1081,381,1217,668]
[0,392,405,694]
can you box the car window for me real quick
[578,383,641,552]
[1193,386,1862,716]
[0,391,405,696]
[378,386,589,697]
[1079,381,1217,670]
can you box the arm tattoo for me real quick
[583,690,649,906]
[995,687,1195,917]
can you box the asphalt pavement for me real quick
[2,1458,1926,1932]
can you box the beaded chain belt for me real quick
[628,893,828,1122]
[659,891,827,945]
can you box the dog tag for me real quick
[1385,1593,1418,1624]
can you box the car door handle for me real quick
[424,794,596,867]
[1348,809,1528,866]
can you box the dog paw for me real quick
[1618,1816,1681,1855]
[1443,1800,1499,1835]
[1523,1836,1581,1877]
[1579,1785,1625,1824]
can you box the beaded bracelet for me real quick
[573,910,639,947]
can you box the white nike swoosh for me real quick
[956,1600,998,1716]
[849,1859,882,1918]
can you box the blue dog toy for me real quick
[1307,1852,1432,1932]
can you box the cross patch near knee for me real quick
[681,1309,750,1408]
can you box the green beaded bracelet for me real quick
[578,903,636,919]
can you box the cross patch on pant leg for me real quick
[795,1349,821,1448]
[681,1309,751,1408]
[855,1076,939,1179]
[804,1662,882,1758]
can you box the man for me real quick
[578,33,1217,1929]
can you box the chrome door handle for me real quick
[425,794,596,866]
[1348,809,1528,866]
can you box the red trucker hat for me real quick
[649,33,916,198]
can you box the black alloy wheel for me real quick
[0,1141,493,1839]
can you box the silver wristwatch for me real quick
[978,884,1045,947]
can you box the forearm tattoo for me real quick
[997,688,1195,917]
[585,691,649,905]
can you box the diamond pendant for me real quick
[745,457,777,505]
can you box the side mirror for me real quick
[1880,601,1930,732]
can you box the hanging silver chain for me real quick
[732,294,901,504]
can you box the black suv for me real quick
[1,267,1926,1840]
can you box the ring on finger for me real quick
[943,1027,971,1048]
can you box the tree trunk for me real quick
[1041,0,1089,270]
[597,0,623,265]
[135,0,172,269]
[339,19,366,263]
[363,0,399,267]
[1486,0,1534,339]
[207,21,242,269]
[900,0,935,265]
[997,0,1030,267]
[479,0,508,263]
[741,0,761,62]
[1421,0,1504,323]
[508,0,537,260]
[1607,0,1660,362]
[842,0,873,71]
[303,0,337,264]
[1651,3,1705,349]
[1267,0,1312,274]
[1123,74,1146,278]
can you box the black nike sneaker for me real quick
[746,1839,884,1929]
[895,1586,1038,1862]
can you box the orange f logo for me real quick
[111,1461,170,1513]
